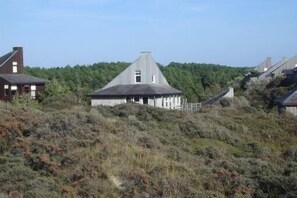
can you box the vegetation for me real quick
[0,94,297,197]
[241,76,297,110]
[0,62,293,197]
[25,62,249,102]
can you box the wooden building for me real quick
[88,52,182,109]
[0,47,47,101]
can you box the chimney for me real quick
[140,51,152,56]
[12,47,24,73]
[266,57,272,68]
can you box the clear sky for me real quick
[1,0,297,67]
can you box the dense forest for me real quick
[25,62,249,102]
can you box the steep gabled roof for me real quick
[275,87,297,106]
[0,50,17,67]
[89,84,182,97]
[103,52,169,89]
[0,74,48,84]
[255,57,271,73]
[259,55,297,79]
[89,52,182,97]
[259,58,288,79]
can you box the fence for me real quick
[181,103,201,111]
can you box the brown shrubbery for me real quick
[0,99,297,197]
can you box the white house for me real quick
[88,52,182,109]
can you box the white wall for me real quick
[223,87,234,98]
[91,98,126,106]
[286,106,297,116]
[91,95,181,109]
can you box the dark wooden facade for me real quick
[0,47,47,101]
[0,47,24,74]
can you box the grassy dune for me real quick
[0,98,297,197]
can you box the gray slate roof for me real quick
[89,84,182,97]
[0,74,48,84]
[275,88,297,106]
[0,50,17,67]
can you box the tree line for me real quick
[25,62,249,102]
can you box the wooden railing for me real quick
[181,103,201,111]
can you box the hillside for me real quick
[25,62,249,102]
[1,97,297,197]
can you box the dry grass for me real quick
[0,100,297,197]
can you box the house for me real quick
[0,47,47,101]
[88,52,182,109]
[255,57,271,73]
[275,88,297,116]
[283,67,297,83]
[258,55,297,80]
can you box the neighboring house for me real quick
[255,57,271,73]
[258,55,297,80]
[0,47,47,101]
[283,67,297,83]
[88,52,182,109]
[275,88,297,116]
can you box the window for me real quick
[135,70,141,83]
[11,85,17,91]
[23,85,29,93]
[13,66,17,73]
[134,97,140,102]
[11,85,17,96]
[152,74,156,83]
[4,85,9,96]
[30,85,37,99]
[13,62,18,66]
[31,85,36,91]
[31,90,36,99]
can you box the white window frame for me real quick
[12,61,18,66]
[31,85,36,91]
[13,66,17,73]
[11,85,17,90]
[4,85,9,89]
[31,90,36,99]
[152,74,156,83]
[135,70,141,83]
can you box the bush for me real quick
[196,146,225,159]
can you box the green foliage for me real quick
[25,62,249,102]
[42,79,70,98]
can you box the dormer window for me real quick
[12,62,18,73]
[135,70,141,83]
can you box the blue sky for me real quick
[1,0,297,67]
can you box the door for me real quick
[143,97,148,105]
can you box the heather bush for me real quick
[196,146,226,159]
[0,99,297,197]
